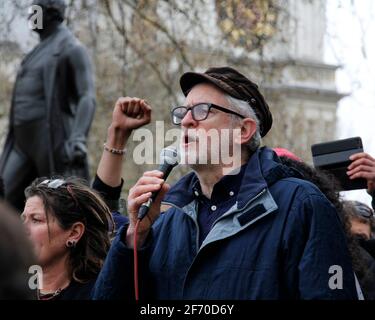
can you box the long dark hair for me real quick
[24,177,114,283]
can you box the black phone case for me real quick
[311,137,367,191]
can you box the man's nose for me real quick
[181,110,197,128]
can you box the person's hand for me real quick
[111,97,151,136]
[63,137,87,166]
[347,152,375,194]
[97,97,152,188]
[126,170,170,248]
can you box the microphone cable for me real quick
[133,219,141,301]
[132,146,179,301]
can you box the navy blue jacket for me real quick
[93,147,358,300]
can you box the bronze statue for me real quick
[0,0,96,210]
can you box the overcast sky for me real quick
[326,0,375,206]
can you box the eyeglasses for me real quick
[171,103,245,125]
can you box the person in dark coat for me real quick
[277,153,369,299]
[93,66,359,300]
[0,0,96,211]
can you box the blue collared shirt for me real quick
[192,164,247,246]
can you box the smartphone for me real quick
[311,137,367,191]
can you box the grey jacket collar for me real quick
[164,187,278,252]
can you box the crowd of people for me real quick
[1,65,375,300]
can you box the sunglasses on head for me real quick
[38,179,66,189]
[38,178,105,225]
[353,201,374,219]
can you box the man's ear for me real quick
[234,118,257,145]
[67,222,85,244]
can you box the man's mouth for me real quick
[182,134,197,146]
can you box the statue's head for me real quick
[30,0,66,32]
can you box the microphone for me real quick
[137,146,180,221]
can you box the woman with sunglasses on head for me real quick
[21,177,114,300]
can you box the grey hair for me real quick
[225,94,262,153]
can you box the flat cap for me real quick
[180,66,273,137]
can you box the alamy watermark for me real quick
[28,5,43,30]
[28,265,43,290]
[131,122,243,175]
[328,265,343,290]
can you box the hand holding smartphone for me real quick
[311,137,367,191]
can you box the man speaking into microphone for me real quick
[93,67,358,300]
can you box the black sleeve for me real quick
[92,174,124,212]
